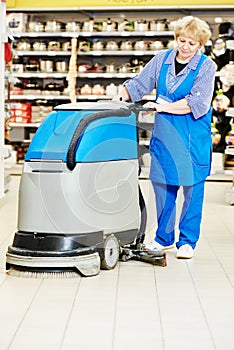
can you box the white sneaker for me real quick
[144,240,174,251]
[176,244,194,259]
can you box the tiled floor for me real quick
[0,175,234,350]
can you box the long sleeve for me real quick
[185,58,216,119]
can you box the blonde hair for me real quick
[174,16,212,46]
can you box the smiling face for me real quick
[176,35,201,63]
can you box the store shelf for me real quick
[14,50,71,56]
[6,6,234,166]
[9,94,118,100]
[13,30,174,38]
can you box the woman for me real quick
[114,16,216,259]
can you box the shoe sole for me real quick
[176,255,193,259]
[163,245,175,251]
[144,244,175,252]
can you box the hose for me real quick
[67,108,131,170]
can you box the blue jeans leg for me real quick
[152,182,179,246]
[177,181,205,249]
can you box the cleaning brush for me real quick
[7,267,81,279]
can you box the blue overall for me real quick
[149,50,212,249]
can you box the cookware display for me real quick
[219,62,234,90]
[149,40,164,50]
[167,40,177,49]
[92,84,105,95]
[134,41,148,50]
[55,61,68,73]
[82,18,102,32]
[120,41,133,50]
[65,21,82,32]
[32,41,47,51]
[212,89,230,112]
[40,60,54,72]
[80,84,92,95]
[149,19,167,31]
[102,18,117,32]
[105,63,117,73]
[24,63,39,72]
[78,41,91,52]
[78,64,91,73]
[134,20,148,31]
[118,63,131,73]
[12,64,24,73]
[16,41,31,51]
[90,63,104,73]
[106,83,118,96]
[48,41,61,51]
[27,21,45,32]
[118,19,134,32]
[105,41,119,51]
[45,21,63,32]
[92,41,105,51]
[24,59,39,72]
[24,16,177,35]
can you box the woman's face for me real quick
[176,35,201,62]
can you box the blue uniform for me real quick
[124,49,216,248]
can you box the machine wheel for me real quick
[100,235,119,270]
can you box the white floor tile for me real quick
[0,177,234,350]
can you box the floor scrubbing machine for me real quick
[6,101,166,277]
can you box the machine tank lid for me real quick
[54,101,131,111]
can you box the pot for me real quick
[106,83,117,96]
[78,64,91,73]
[27,21,45,32]
[134,20,148,31]
[56,61,68,72]
[212,90,230,112]
[118,63,131,73]
[40,60,54,72]
[92,84,105,95]
[82,18,94,32]
[32,41,47,51]
[48,41,61,51]
[120,41,133,50]
[79,41,91,52]
[24,63,39,72]
[106,41,118,51]
[150,19,167,31]
[167,20,177,31]
[149,40,164,50]
[105,63,116,73]
[219,62,234,89]
[118,19,134,32]
[92,41,105,51]
[80,84,92,95]
[91,63,104,73]
[45,21,62,32]
[134,41,148,50]
[45,82,63,91]
[25,81,42,89]
[213,38,226,57]
[17,41,31,51]
[66,21,82,32]
[102,18,117,32]
[167,40,177,49]
[62,42,71,51]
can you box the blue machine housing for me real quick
[25,105,138,163]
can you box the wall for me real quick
[6,0,234,8]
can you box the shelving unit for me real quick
[5,5,234,171]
